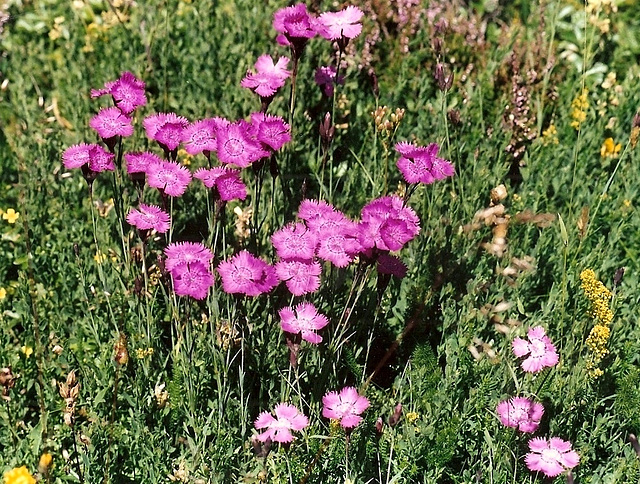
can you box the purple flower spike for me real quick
[279,302,329,344]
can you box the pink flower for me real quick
[63,143,93,169]
[194,167,247,202]
[216,121,269,168]
[279,302,329,344]
[512,326,559,373]
[164,241,214,272]
[86,145,116,172]
[322,386,370,428]
[316,231,361,267]
[241,55,291,98]
[181,118,220,156]
[143,113,189,152]
[297,199,336,222]
[273,3,317,46]
[395,142,455,185]
[124,151,163,174]
[91,71,147,115]
[217,250,278,296]
[314,65,345,97]
[250,113,291,151]
[171,261,214,300]
[271,222,316,260]
[254,403,309,443]
[89,107,134,139]
[359,196,420,251]
[146,160,192,197]
[496,397,544,433]
[126,204,171,233]
[525,437,579,478]
[317,6,363,41]
[275,259,322,296]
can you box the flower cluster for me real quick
[580,268,614,378]
[164,242,215,300]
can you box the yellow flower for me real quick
[0,287,6,300]
[2,208,19,224]
[600,138,621,158]
[3,466,36,484]
[38,453,53,473]
[405,411,420,423]
[20,346,33,358]
[94,251,107,264]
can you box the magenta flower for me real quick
[164,241,214,272]
[143,113,189,152]
[63,143,94,169]
[181,118,220,156]
[216,121,269,168]
[126,204,171,233]
[297,199,337,222]
[146,160,192,197]
[89,107,134,140]
[271,222,317,260]
[241,55,291,98]
[171,261,214,300]
[194,167,247,201]
[322,386,370,429]
[317,6,363,41]
[251,113,292,151]
[512,326,559,373]
[496,397,544,433]
[395,142,455,185]
[86,145,116,172]
[275,259,322,296]
[359,196,420,251]
[124,151,163,175]
[273,3,317,47]
[217,250,278,296]
[279,302,329,344]
[91,71,147,115]
[314,65,345,97]
[316,231,361,267]
[525,437,580,478]
[254,403,309,444]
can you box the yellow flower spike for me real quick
[600,138,622,158]
[0,287,6,300]
[3,466,36,484]
[2,208,19,224]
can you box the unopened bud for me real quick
[447,108,461,126]
[633,113,640,129]
[368,68,379,98]
[114,333,129,366]
[434,63,453,92]
[629,433,640,458]
[613,267,624,287]
[375,417,384,436]
[320,112,335,149]
[388,403,402,427]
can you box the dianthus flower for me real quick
[3,466,36,484]
[143,113,189,153]
[512,326,559,373]
[279,302,329,344]
[316,230,361,267]
[126,204,171,233]
[322,386,370,429]
[146,160,192,197]
[254,403,308,443]
[91,71,147,115]
[217,250,278,296]
[314,65,344,97]
[241,55,291,98]
[273,3,317,48]
[62,143,115,173]
[194,167,247,202]
[271,222,317,260]
[376,253,407,278]
[250,112,291,151]
[395,142,455,185]
[164,241,214,272]
[216,121,269,168]
[171,261,214,300]
[496,397,544,433]
[317,6,363,41]
[275,259,322,296]
[124,151,162,175]
[525,437,579,478]
[359,196,420,251]
[89,106,134,140]
[297,199,337,222]
[181,118,221,156]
